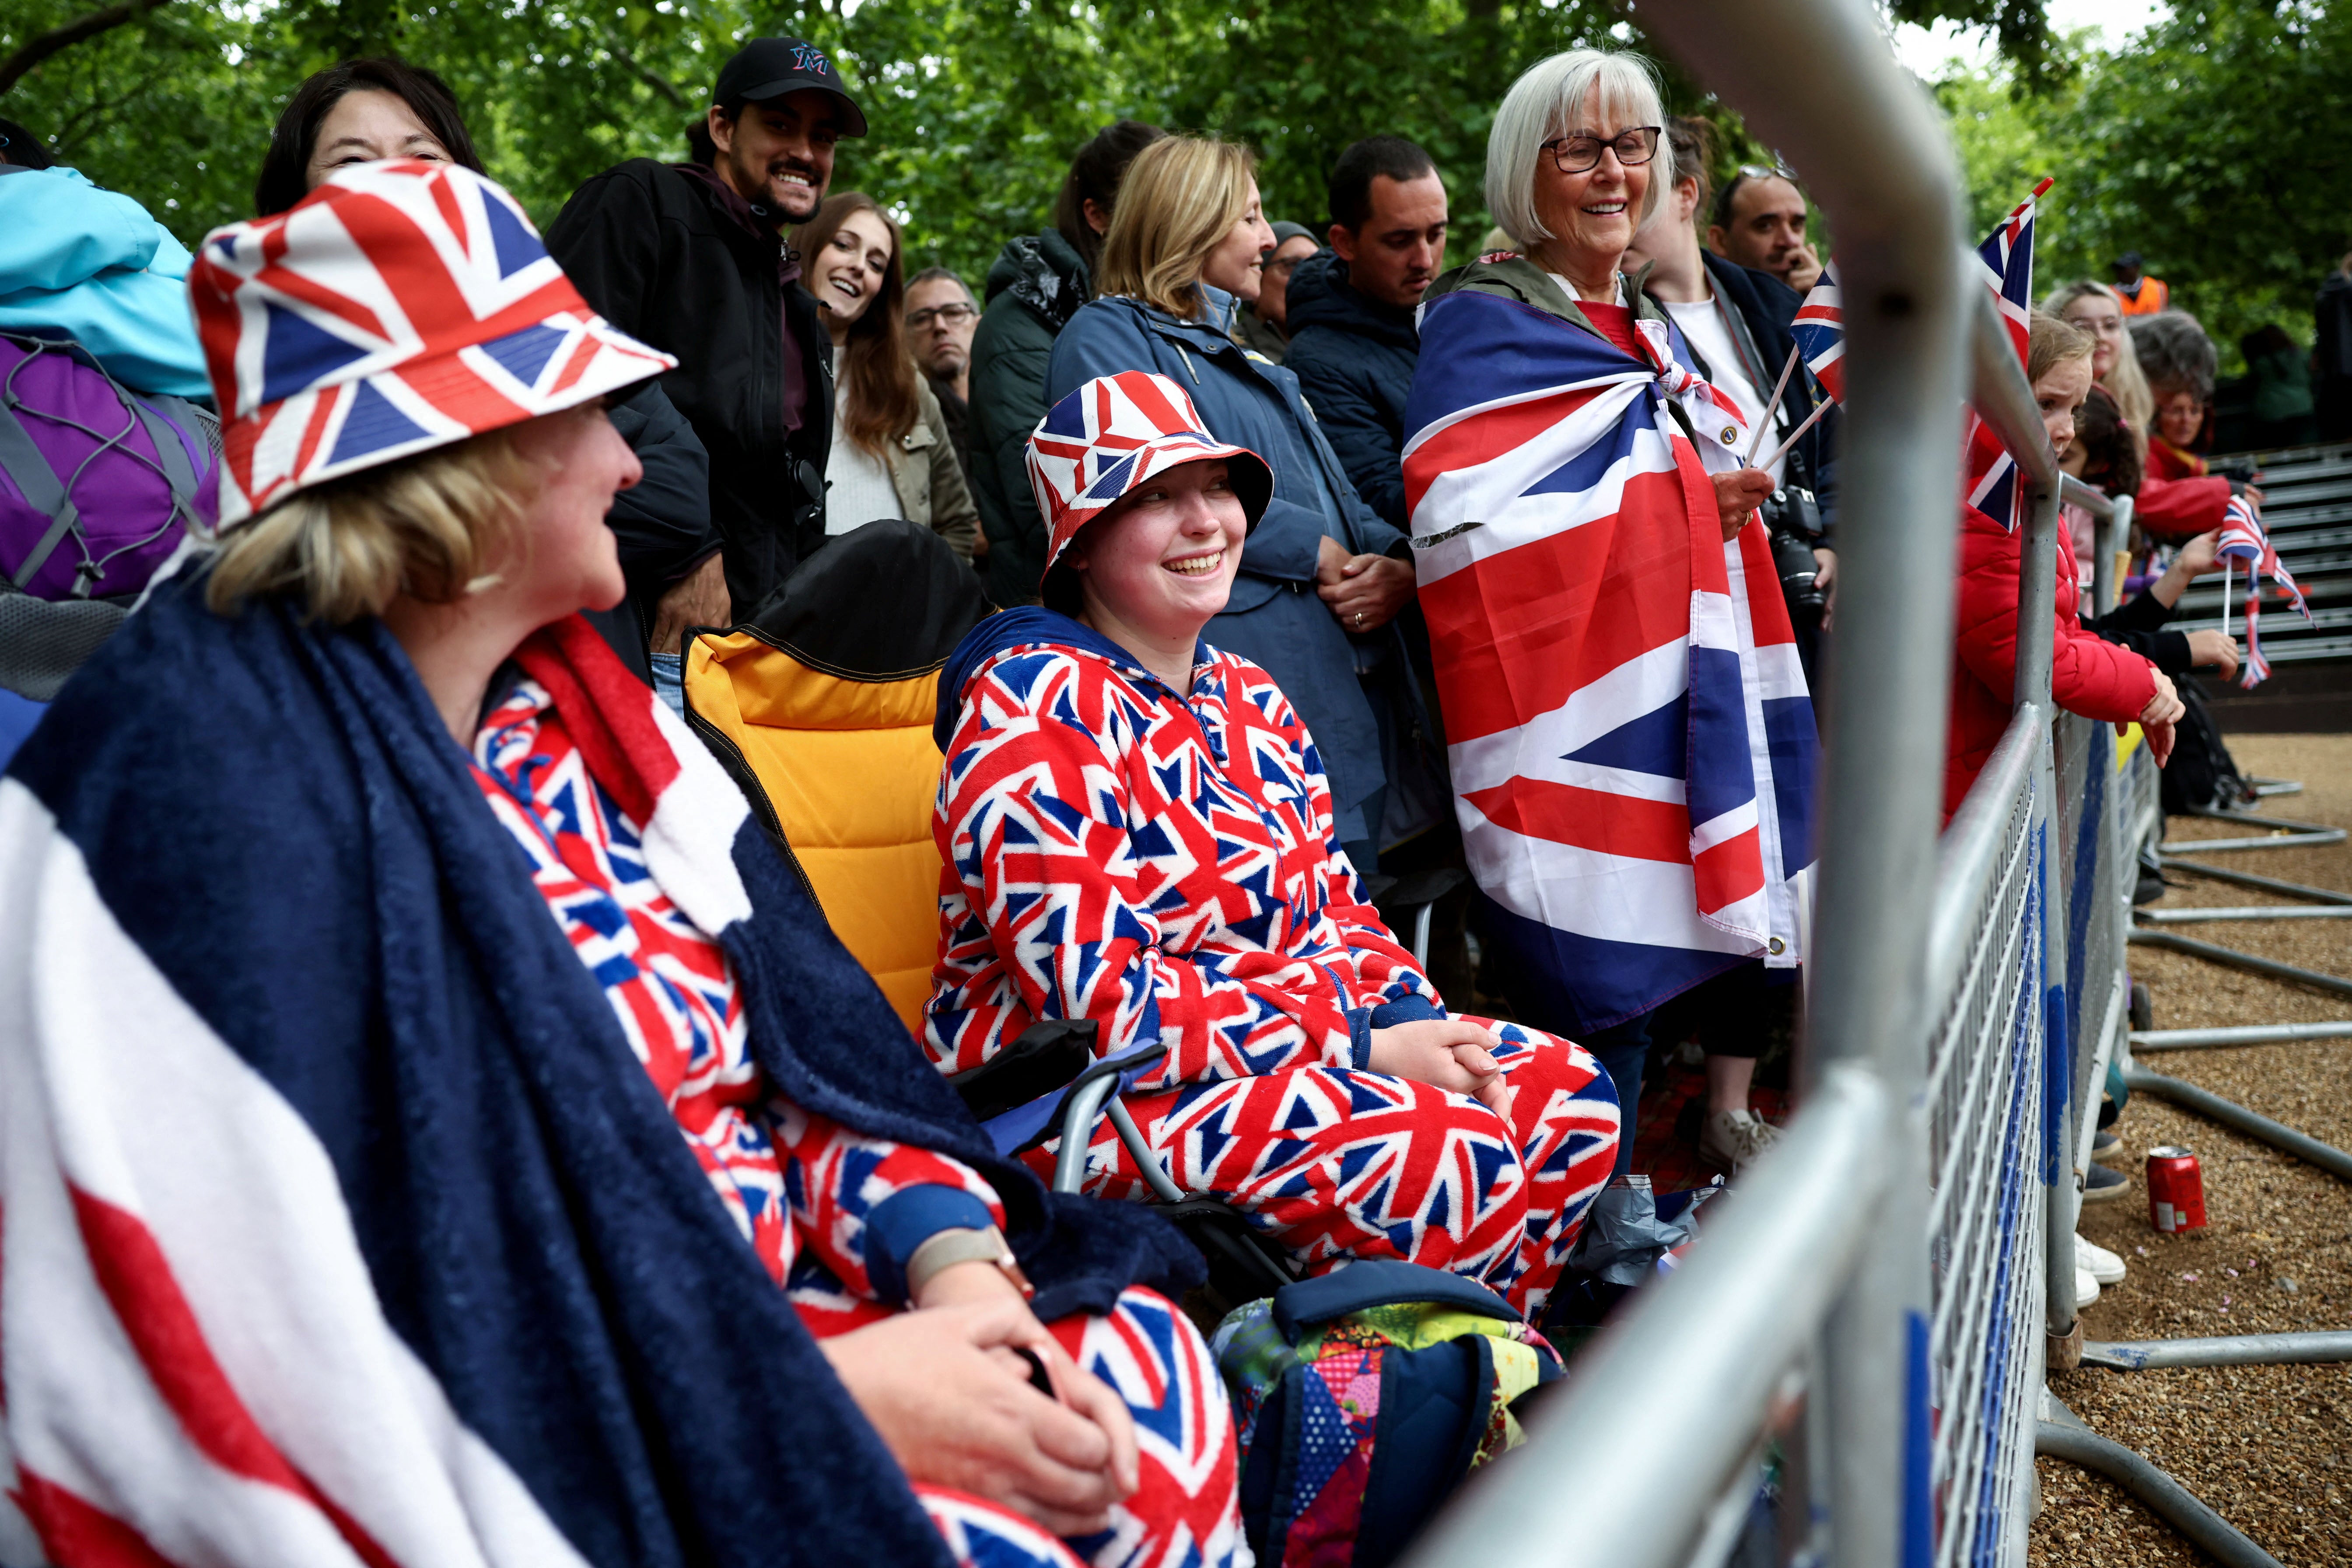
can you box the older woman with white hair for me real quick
[1405,49,1816,1175]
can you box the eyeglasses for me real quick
[906,301,976,330]
[1540,126,1661,175]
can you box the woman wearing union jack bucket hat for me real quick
[929,370,1621,1319]
[0,163,1245,1568]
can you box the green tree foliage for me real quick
[31,0,2337,380]
[1932,1,2352,372]
[0,0,1808,287]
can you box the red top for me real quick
[1944,507,2160,820]
[1580,301,1643,360]
[2148,437,2206,481]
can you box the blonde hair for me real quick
[2044,278,2154,431]
[2026,309,2094,389]
[1485,49,1673,249]
[1093,136,1257,321]
[206,423,539,624]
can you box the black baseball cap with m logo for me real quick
[712,37,868,137]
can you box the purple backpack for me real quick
[0,331,216,699]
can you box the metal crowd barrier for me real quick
[1399,0,2180,1561]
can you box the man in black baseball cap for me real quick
[696,35,868,227]
[546,39,869,688]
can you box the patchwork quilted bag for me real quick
[1211,1260,1562,1568]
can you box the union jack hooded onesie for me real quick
[928,607,1621,1315]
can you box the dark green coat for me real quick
[966,229,1091,606]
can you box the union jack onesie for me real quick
[928,608,1622,1315]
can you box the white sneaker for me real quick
[2076,1233,2126,1286]
[2075,1266,2102,1309]
[1700,1108,1783,1174]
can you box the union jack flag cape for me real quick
[2215,494,2309,687]
[0,578,1193,1567]
[1403,287,1816,1033]
[1965,178,2054,530]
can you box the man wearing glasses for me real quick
[1236,221,1320,364]
[905,267,979,479]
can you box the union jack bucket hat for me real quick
[190,160,676,528]
[1027,371,1272,599]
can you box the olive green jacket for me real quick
[1419,253,1668,338]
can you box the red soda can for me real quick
[2146,1146,2206,1234]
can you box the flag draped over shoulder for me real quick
[0,581,1192,1568]
[1402,289,1816,1035]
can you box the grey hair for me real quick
[1484,49,1673,248]
[2131,309,2218,402]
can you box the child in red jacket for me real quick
[1946,314,2181,820]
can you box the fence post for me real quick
[2017,483,2078,1349]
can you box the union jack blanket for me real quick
[1403,288,1816,1032]
[0,577,1194,1568]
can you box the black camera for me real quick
[1759,485,1827,629]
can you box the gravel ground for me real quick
[2026,735,2352,1568]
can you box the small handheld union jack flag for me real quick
[2211,493,2309,688]
[1964,177,2054,532]
[2241,592,2272,688]
[2216,494,2265,569]
[1789,264,1844,404]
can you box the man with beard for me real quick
[548,38,862,655]
[1280,137,1448,531]
[1706,165,1822,295]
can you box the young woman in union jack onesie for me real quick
[0,162,1239,1568]
[928,369,1621,1317]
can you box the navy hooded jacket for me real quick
[1280,251,1421,533]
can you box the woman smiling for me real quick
[1404,50,1808,1163]
[1046,136,1434,874]
[928,371,1620,1317]
[792,192,979,557]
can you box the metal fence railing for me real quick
[1923,708,2047,1568]
[1401,0,1969,1559]
[1397,0,2174,1562]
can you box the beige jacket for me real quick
[882,379,980,560]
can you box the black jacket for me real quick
[1280,252,1419,532]
[1677,251,1841,542]
[2086,586,2194,674]
[546,159,833,617]
[580,379,718,682]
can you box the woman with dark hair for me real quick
[253,57,482,216]
[2066,384,2242,682]
[967,120,1168,604]
[792,192,977,557]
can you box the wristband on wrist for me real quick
[905,1225,1033,1303]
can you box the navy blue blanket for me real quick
[0,572,1198,1568]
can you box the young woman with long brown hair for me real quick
[791,193,979,558]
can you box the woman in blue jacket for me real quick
[1044,136,1433,869]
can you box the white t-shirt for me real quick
[1664,294,1787,485]
[824,345,904,535]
